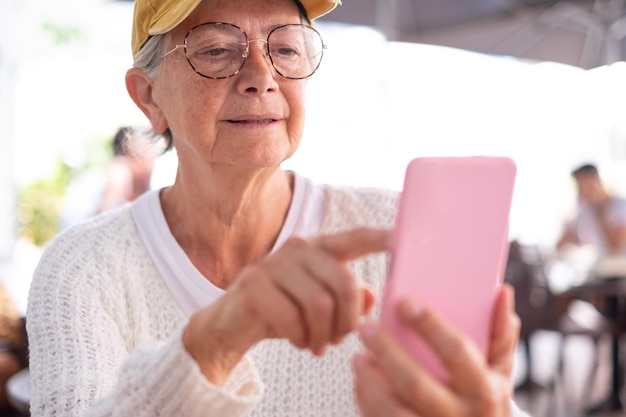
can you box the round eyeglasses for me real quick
[161,22,326,80]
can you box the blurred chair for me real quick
[559,276,626,414]
[504,241,608,397]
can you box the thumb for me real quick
[488,284,520,378]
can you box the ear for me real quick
[125,68,168,134]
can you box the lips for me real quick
[227,113,282,123]
[229,118,277,123]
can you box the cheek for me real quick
[289,107,305,137]
[154,70,225,134]
[286,85,307,138]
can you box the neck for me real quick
[160,168,294,288]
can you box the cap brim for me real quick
[302,0,341,20]
[148,0,204,36]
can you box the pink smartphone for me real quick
[381,156,516,384]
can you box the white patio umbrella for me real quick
[320,0,626,69]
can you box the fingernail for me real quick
[314,346,327,357]
[401,298,424,319]
[358,321,378,342]
[332,335,346,345]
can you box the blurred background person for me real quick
[96,126,156,214]
[59,126,159,230]
[556,163,626,261]
[552,162,626,329]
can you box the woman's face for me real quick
[151,0,308,172]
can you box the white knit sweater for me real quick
[27,184,529,417]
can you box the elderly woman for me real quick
[26,0,527,416]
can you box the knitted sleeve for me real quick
[85,327,262,417]
[26,212,262,417]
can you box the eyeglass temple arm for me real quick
[160,44,186,59]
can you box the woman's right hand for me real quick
[183,227,390,385]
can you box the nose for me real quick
[246,38,269,57]
[237,39,278,93]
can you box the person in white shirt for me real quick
[555,166,626,414]
[26,0,527,416]
[557,163,626,258]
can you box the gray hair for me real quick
[132,34,174,151]
[133,34,168,78]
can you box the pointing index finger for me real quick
[315,228,391,261]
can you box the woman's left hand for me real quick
[353,284,520,417]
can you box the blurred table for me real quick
[558,276,626,414]
[7,367,30,415]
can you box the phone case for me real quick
[380,156,516,384]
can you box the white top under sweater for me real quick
[27,176,529,417]
[131,173,327,317]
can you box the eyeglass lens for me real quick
[184,23,324,79]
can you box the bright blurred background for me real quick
[0,0,625,316]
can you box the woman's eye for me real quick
[192,43,241,60]
[202,47,228,57]
[275,47,298,57]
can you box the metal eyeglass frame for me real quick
[160,22,327,80]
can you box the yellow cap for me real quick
[131,0,341,57]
